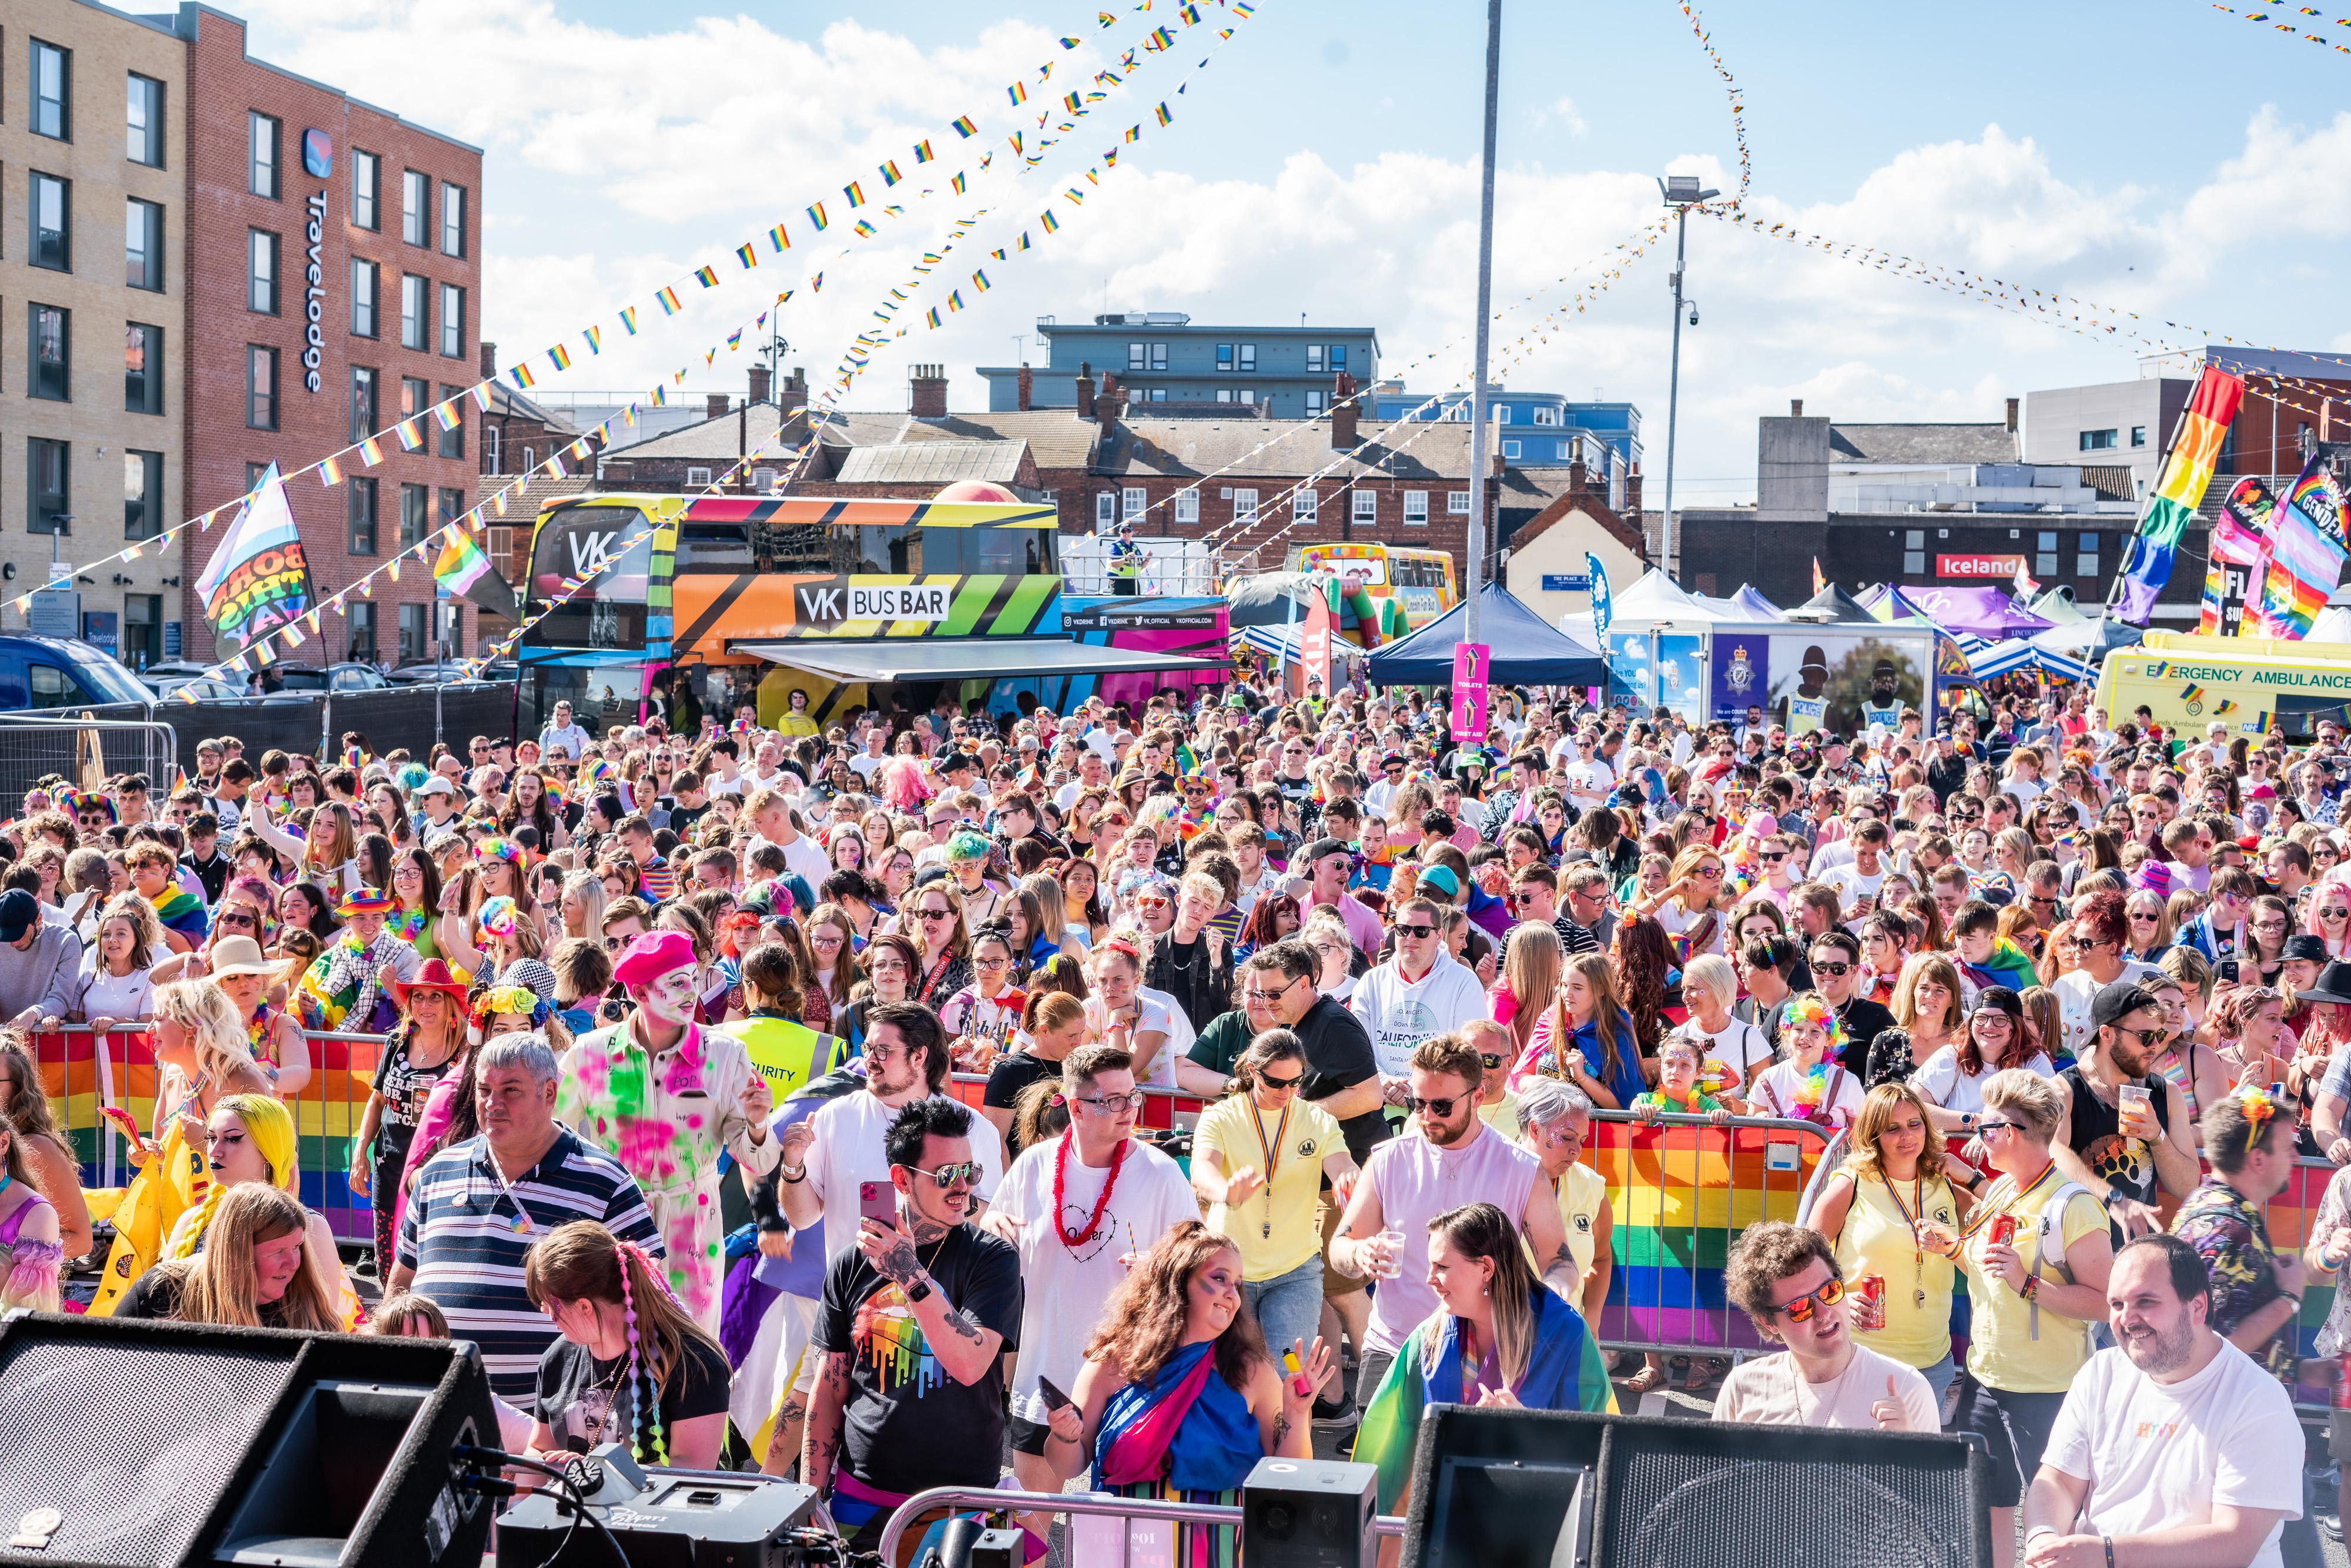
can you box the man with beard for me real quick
[2021,1235,2300,1568]
[556,930,775,1332]
[803,1094,1022,1556]
[2051,983,2198,1243]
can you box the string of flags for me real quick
[1674,0,1753,207]
[2207,2,2351,53]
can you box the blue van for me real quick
[0,635,156,712]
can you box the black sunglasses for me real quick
[1404,1095,1461,1117]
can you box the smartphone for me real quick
[1036,1375,1074,1413]
[859,1180,897,1231]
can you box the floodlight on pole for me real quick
[1659,175,1717,585]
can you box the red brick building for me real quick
[180,7,483,668]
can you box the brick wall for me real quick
[182,8,483,666]
[1038,468,1482,570]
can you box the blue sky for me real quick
[234,0,2351,502]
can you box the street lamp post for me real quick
[1463,0,1502,648]
[1659,175,1716,585]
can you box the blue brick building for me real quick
[978,310,1380,419]
[1370,384,1643,513]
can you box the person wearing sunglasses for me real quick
[2046,982,2197,1245]
[2049,892,2165,1062]
[1348,896,1488,1085]
[1328,1032,1580,1417]
[803,1094,1023,1558]
[1712,1221,1939,1432]
[1805,931,1897,1059]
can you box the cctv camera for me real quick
[1689,307,1700,327]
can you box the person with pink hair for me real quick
[880,756,933,815]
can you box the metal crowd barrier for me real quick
[876,1486,1405,1567]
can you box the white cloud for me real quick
[1536,96,1587,136]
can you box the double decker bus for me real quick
[517,491,1223,735]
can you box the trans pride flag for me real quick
[2117,366,2245,624]
[2259,453,2347,639]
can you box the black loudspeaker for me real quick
[1241,1457,1378,1568]
[0,1310,497,1568]
[493,1445,819,1568]
[1400,1407,1992,1568]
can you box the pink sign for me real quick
[1450,642,1490,742]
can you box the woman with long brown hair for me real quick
[114,1185,341,1329]
[1612,914,1676,1054]
[525,1220,731,1470]
[1492,920,1562,1061]
[1507,951,1648,1108]
[0,1107,63,1311]
[1044,1220,1326,1556]
[1632,842,1729,961]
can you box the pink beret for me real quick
[614,929,698,990]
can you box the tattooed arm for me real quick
[1521,1176,1581,1302]
[858,1217,1007,1386]
[801,1352,853,1498]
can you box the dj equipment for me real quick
[1240,1457,1378,1568]
[1400,1405,1992,1568]
[0,1311,498,1568]
[493,1445,819,1568]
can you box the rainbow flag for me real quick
[913,139,935,163]
[973,269,990,291]
[768,222,790,252]
[359,435,386,465]
[433,398,462,430]
[391,417,421,451]
[319,455,343,487]
[1156,101,1174,126]
[1040,209,1060,232]
[547,343,571,371]
[657,286,682,314]
[620,305,638,334]
[735,242,756,268]
[844,181,866,207]
[2118,365,2246,622]
[694,264,718,287]
[951,172,967,195]
[852,220,877,237]
[808,202,828,231]
[510,361,535,388]
[880,160,902,186]
[952,115,978,137]
[1008,81,1027,105]
[2203,475,2277,634]
[433,530,492,596]
[2260,452,2347,639]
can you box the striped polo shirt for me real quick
[398,1127,664,1397]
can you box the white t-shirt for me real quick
[769,830,833,895]
[1348,952,1490,1077]
[1910,1046,2057,1115]
[801,1090,1009,1269]
[1711,1344,1940,1432]
[992,1137,1200,1428]
[1750,1060,1865,1127]
[1082,989,1195,1090]
[2052,961,2164,1061]
[1673,1016,1774,1084]
[2042,1342,2303,1568]
[1359,1126,1542,1356]
[848,752,889,783]
[1819,862,1888,913]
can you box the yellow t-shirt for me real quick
[1959,1179,2108,1394]
[1197,1095,1344,1281]
[1526,1161,1607,1307]
[1833,1168,1960,1371]
[1478,1087,1522,1133]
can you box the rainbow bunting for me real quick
[694,265,718,287]
[469,383,495,412]
[548,343,571,371]
[319,455,344,487]
[431,398,461,431]
[880,160,903,186]
[657,286,683,314]
[1064,91,1083,111]
[395,417,424,450]
[952,115,978,137]
[926,307,942,328]
[1099,10,1115,22]
[726,327,744,350]
[952,172,967,194]
[735,242,757,268]
[1060,35,1081,47]
[1040,210,1060,232]
[582,326,601,357]
[1124,125,1140,142]
[845,182,866,207]
[1017,232,1032,250]
[808,202,828,231]
[768,222,790,252]
[359,436,386,466]
[2181,682,2206,703]
[1155,101,1172,125]
[973,269,990,291]
[947,291,964,312]
[852,220,877,237]
[2118,365,2246,622]
[913,139,935,163]
[510,362,535,388]
[1009,81,1028,105]
[619,306,639,335]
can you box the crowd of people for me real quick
[0,678,2340,1566]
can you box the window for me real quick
[126,74,163,166]
[1094,491,1116,527]
[123,449,160,539]
[2130,425,2147,448]
[31,172,69,270]
[438,283,464,357]
[29,304,69,401]
[1532,405,1562,426]
[350,367,377,443]
[1404,490,1429,525]
[247,227,279,313]
[402,375,428,421]
[440,182,465,257]
[32,41,71,140]
[2078,428,2118,452]
[248,111,279,199]
[1306,345,1325,373]
[437,384,465,459]
[1293,490,1318,522]
[1216,343,1234,373]
[1496,405,1513,424]
[401,274,427,350]
[400,483,428,548]
[398,602,430,665]
[520,447,535,471]
[351,150,379,229]
[1330,345,1346,371]
[1128,341,1146,370]
[351,257,379,336]
[437,601,463,656]
[1442,402,1469,423]
[1215,388,1236,403]
[125,198,162,289]
[348,477,377,555]
[402,169,427,245]
[1237,343,1257,372]
[1174,488,1199,525]
[1502,440,1521,460]
[1901,526,1924,576]
[246,344,277,430]
[348,601,377,664]
[439,485,465,530]
[29,438,70,534]
[684,465,712,487]
[1233,489,1258,525]
[1121,487,1146,521]
[2035,530,2058,580]
[124,322,162,414]
[2077,532,2101,578]
[1556,441,1573,462]
[1149,342,1167,371]
[482,424,501,475]
[1353,490,1377,524]
[1145,387,1166,403]
[1306,390,1327,416]
[1447,490,1472,515]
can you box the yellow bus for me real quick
[2096,634,2351,738]
[1287,542,1459,634]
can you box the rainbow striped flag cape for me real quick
[151,887,209,940]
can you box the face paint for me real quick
[636,963,699,1027]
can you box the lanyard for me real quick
[1962,1158,2055,1242]
[1248,1099,1292,1241]
[483,1147,541,1236]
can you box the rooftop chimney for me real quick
[1625,467,1643,520]
[910,363,949,418]
[706,393,731,422]
[2005,396,2020,433]
[1790,398,1804,417]
[480,341,497,379]
[779,366,808,417]
[1098,371,1122,430]
[1075,361,1096,420]
[749,364,772,406]
[1017,364,1034,412]
[1330,371,1358,450]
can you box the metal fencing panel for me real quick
[0,715,178,802]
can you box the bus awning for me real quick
[730,638,1230,683]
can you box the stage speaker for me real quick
[0,1310,497,1568]
[1241,1457,1377,1568]
[1396,1406,1611,1568]
[493,1445,818,1568]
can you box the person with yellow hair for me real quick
[89,979,273,1315]
[158,1093,356,1323]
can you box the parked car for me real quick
[388,658,517,686]
[267,662,393,693]
[148,674,248,704]
[0,635,158,712]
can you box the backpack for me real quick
[2022,1178,2094,1342]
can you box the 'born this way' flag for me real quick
[2115,366,2245,625]
[195,461,313,648]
